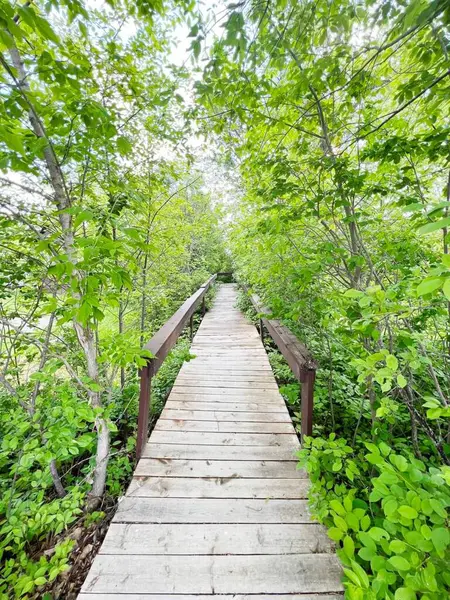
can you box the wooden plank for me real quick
[193,331,263,336]
[189,350,269,355]
[192,341,262,346]
[180,368,274,375]
[81,554,344,594]
[80,595,344,600]
[127,476,309,499]
[189,347,268,351]
[142,443,299,461]
[165,401,288,413]
[150,430,299,446]
[161,408,290,420]
[168,389,282,400]
[176,375,277,384]
[99,523,331,554]
[134,458,305,479]
[154,419,295,434]
[181,364,273,371]
[113,497,311,524]
[194,334,260,339]
[172,382,279,390]
[178,370,275,377]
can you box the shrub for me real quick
[300,435,450,599]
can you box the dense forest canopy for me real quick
[0,0,449,599]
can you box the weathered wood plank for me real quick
[134,458,305,479]
[150,430,299,446]
[99,523,331,554]
[165,401,288,413]
[172,382,279,390]
[180,368,274,375]
[161,408,290,420]
[127,476,309,498]
[177,372,276,380]
[80,595,344,600]
[81,554,344,594]
[168,390,282,401]
[187,350,269,354]
[175,376,277,385]
[154,419,295,434]
[113,497,311,524]
[184,360,272,367]
[142,443,299,461]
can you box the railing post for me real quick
[189,314,194,341]
[202,296,206,317]
[259,318,264,343]
[136,361,153,460]
[300,368,315,439]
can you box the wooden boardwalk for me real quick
[79,284,343,599]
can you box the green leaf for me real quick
[368,527,389,541]
[333,515,348,532]
[0,127,25,154]
[74,210,94,228]
[394,587,416,600]
[402,202,423,212]
[386,354,398,370]
[427,201,450,216]
[390,454,408,472]
[358,546,376,561]
[350,559,370,589]
[77,301,92,324]
[359,531,377,551]
[388,555,411,571]
[442,278,450,300]
[33,13,60,44]
[0,29,15,49]
[383,498,398,516]
[343,535,355,558]
[329,500,346,516]
[389,539,406,553]
[328,527,344,541]
[417,277,443,296]
[430,498,446,518]
[398,505,418,519]
[431,527,449,553]
[417,217,450,235]
[397,373,407,388]
[117,136,133,155]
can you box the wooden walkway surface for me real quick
[80,284,343,599]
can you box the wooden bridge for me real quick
[79,283,343,598]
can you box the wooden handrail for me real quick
[136,273,217,458]
[244,288,318,439]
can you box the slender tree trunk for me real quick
[119,302,125,391]
[8,42,110,507]
[112,226,125,390]
[140,199,153,345]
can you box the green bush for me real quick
[300,435,450,600]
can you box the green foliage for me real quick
[300,436,450,599]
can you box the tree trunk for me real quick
[8,41,110,506]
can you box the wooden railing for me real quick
[244,289,318,439]
[136,274,218,458]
